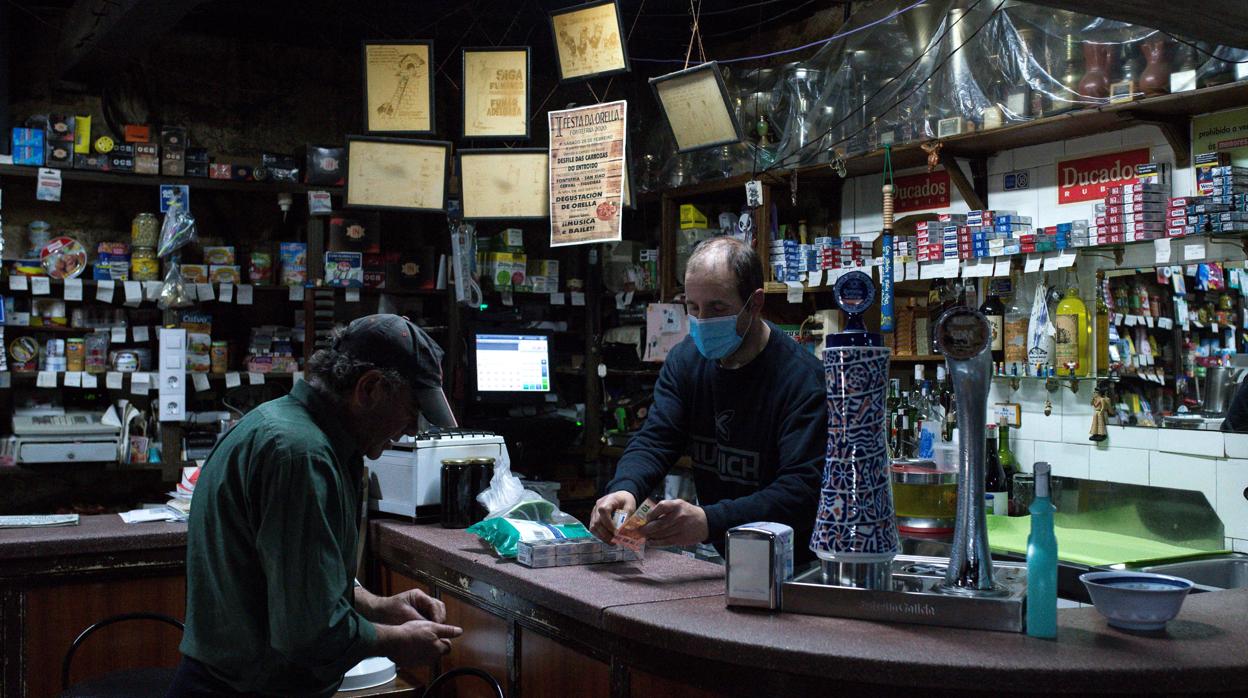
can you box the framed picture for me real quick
[462,47,530,140]
[548,0,629,83]
[362,40,435,134]
[344,136,450,212]
[1109,79,1138,104]
[649,62,742,153]
[457,148,549,220]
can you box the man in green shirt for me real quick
[170,315,462,697]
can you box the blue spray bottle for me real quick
[1026,460,1057,639]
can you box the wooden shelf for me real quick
[4,325,95,335]
[890,355,944,363]
[764,282,834,295]
[7,370,296,381]
[0,164,343,196]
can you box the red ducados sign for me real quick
[1057,148,1151,204]
[894,170,951,213]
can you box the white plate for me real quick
[339,656,397,691]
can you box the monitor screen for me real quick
[474,333,550,392]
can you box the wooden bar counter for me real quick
[371,521,1248,697]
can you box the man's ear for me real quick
[353,370,383,408]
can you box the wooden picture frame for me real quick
[457,148,549,220]
[548,0,630,83]
[362,40,435,134]
[648,61,743,153]
[1109,79,1138,104]
[344,136,450,212]
[462,47,531,140]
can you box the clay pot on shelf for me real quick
[1139,38,1171,97]
[1078,43,1113,99]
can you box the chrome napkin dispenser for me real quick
[726,522,794,609]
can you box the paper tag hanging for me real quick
[744,180,763,208]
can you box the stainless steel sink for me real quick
[1134,553,1248,591]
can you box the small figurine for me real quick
[1090,381,1111,442]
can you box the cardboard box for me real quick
[12,128,44,166]
[679,204,708,230]
[135,142,160,175]
[124,124,152,143]
[180,264,209,283]
[324,251,363,287]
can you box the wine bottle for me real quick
[1027,461,1058,639]
[1054,276,1090,377]
[980,287,1006,364]
[997,418,1017,514]
[984,424,1008,516]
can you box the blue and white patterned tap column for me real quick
[809,345,900,563]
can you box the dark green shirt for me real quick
[181,380,377,697]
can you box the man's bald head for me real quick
[685,236,763,304]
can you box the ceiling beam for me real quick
[56,0,212,82]
[1022,0,1248,48]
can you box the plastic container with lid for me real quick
[130,247,160,281]
[131,213,160,248]
[66,338,85,372]
[890,458,958,535]
[210,341,229,373]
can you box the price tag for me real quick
[744,179,763,208]
[36,167,62,202]
[130,373,150,395]
[570,292,586,306]
[36,370,57,388]
[809,270,824,287]
[786,281,804,303]
[225,372,241,388]
[501,291,514,306]
[124,281,142,305]
[1145,316,1154,328]
[31,277,50,295]
[550,292,566,305]
[247,371,264,385]
[64,278,83,301]
[993,402,1022,427]
[905,261,919,280]
[219,283,234,303]
[345,288,360,303]
[994,259,1011,277]
[288,285,305,302]
[133,326,150,342]
[1112,313,1123,326]
[1185,243,1207,261]
[8,275,27,291]
[193,373,211,392]
[1024,254,1043,273]
[1154,238,1172,264]
[237,284,254,305]
[196,283,214,301]
[106,372,123,390]
[1042,253,1060,271]
[144,281,164,300]
[1158,317,1174,330]
[64,371,82,387]
[111,326,127,343]
[184,283,198,301]
[81,372,98,388]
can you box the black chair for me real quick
[59,612,184,698]
[425,667,504,698]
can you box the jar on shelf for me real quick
[131,213,160,249]
[130,247,160,281]
[210,341,229,374]
[65,338,85,372]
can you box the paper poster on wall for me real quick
[363,41,434,134]
[458,149,548,219]
[344,136,449,211]
[1056,148,1149,204]
[548,0,629,82]
[462,47,530,139]
[548,100,626,247]
[1192,106,1248,168]
[893,170,950,212]
[649,62,742,153]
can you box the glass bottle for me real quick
[980,285,1006,364]
[1005,271,1032,376]
[985,423,1008,517]
[1096,275,1111,376]
[1054,275,1090,377]
[998,417,1017,513]
[1026,461,1058,639]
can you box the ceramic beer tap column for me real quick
[935,307,1006,597]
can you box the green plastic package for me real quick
[467,517,592,558]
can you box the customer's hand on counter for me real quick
[357,586,447,625]
[590,490,637,543]
[374,619,463,667]
[640,500,708,547]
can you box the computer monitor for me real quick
[473,332,551,398]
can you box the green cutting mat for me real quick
[986,515,1228,567]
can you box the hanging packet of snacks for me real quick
[157,204,198,258]
[158,263,195,309]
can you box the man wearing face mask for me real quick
[170,315,464,697]
[589,237,825,559]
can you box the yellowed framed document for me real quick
[363,41,434,134]
[650,61,743,152]
[462,47,530,139]
[548,0,629,82]
[548,101,627,247]
[458,149,549,220]
[345,137,450,211]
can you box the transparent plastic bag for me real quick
[157,204,198,258]
[157,263,195,309]
[476,446,578,525]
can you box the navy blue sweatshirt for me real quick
[606,322,826,554]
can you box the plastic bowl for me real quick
[1079,570,1194,631]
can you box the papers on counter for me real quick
[0,514,80,528]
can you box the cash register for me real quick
[13,409,123,463]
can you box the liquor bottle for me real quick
[1004,271,1031,376]
[984,424,1009,516]
[997,417,1017,514]
[887,379,902,457]
[980,287,1006,364]
[1054,276,1090,377]
[1026,461,1058,639]
[929,279,948,356]
[1096,275,1111,376]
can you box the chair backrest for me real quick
[62,612,185,691]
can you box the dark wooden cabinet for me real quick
[518,626,610,698]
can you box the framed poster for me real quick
[462,47,530,140]
[344,136,450,212]
[458,149,549,220]
[548,0,629,83]
[548,100,627,247]
[362,40,435,134]
[649,62,742,152]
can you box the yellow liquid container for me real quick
[1054,284,1090,377]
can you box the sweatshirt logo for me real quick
[691,436,760,486]
[715,410,735,442]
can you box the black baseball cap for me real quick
[332,314,457,427]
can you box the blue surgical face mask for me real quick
[688,300,753,360]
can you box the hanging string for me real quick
[602,0,648,102]
[683,0,705,69]
[883,143,895,188]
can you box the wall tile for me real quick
[1035,441,1090,479]
[1061,380,1096,417]
[839,178,857,235]
[1158,429,1224,458]
[1089,446,1149,486]
[1104,426,1159,452]
[1225,433,1248,459]
[1150,451,1218,509]
[1062,414,1098,444]
[1015,410,1062,443]
[1120,124,1162,147]
[1234,538,1248,554]
[1216,459,1248,540]
[1065,131,1125,156]
[1013,142,1059,170]
[987,151,1014,176]
[1011,438,1035,474]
